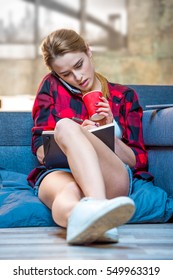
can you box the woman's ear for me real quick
[86,45,92,58]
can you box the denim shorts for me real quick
[34,165,133,196]
[126,165,133,196]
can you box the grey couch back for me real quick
[0,111,38,175]
[0,85,173,195]
[130,85,173,109]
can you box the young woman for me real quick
[27,28,171,245]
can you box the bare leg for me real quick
[39,170,83,227]
[39,118,133,239]
[54,118,129,199]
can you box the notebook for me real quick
[42,122,115,169]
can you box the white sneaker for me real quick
[96,227,119,243]
[67,196,135,245]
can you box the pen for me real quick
[72,117,83,123]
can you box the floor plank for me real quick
[0,224,173,260]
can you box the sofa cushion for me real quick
[142,108,173,196]
[147,149,173,196]
[0,169,56,228]
[0,112,38,174]
[0,146,38,175]
[143,108,173,146]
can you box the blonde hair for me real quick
[41,29,88,70]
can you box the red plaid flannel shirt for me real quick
[28,72,153,186]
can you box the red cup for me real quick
[82,90,105,121]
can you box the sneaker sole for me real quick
[67,197,135,245]
[94,228,119,243]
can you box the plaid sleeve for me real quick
[122,89,149,174]
[31,77,57,155]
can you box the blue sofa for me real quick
[0,85,173,227]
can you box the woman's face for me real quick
[51,49,97,92]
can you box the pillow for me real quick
[0,168,56,228]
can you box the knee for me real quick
[54,118,80,144]
[55,118,72,134]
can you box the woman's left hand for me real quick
[95,96,113,124]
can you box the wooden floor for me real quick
[0,224,173,260]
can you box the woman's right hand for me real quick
[81,119,99,131]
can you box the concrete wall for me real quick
[0,0,172,96]
[96,0,173,85]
